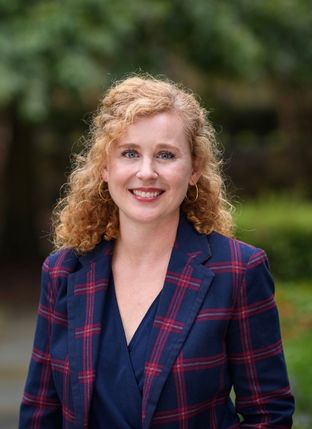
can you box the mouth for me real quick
[130,188,164,200]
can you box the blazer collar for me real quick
[172,212,212,264]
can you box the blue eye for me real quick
[157,151,175,160]
[122,149,139,158]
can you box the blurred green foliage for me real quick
[276,283,312,429]
[171,0,312,82]
[0,0,141,120]
[235,197,312,281]
[1,0,312,121]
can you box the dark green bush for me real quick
[234,198,312,282]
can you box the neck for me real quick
[115,214,180,264]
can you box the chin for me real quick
[138,210,179,225]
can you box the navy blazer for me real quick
[19,215,294,428]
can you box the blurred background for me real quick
[0,1,311,427]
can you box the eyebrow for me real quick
[117,143,181,151]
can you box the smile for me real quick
[130,189,163,199]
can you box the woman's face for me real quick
[103,111,201,229]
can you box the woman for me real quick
[19,76,294,428]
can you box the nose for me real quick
[136,157,158,180]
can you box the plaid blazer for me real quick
[19,215,294,428]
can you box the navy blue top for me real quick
[89,278,160,429]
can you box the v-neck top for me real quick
[89,277,160,429]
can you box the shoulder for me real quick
[42,239,113,277]
[42,247,81,276]
[205,232,274,300]
[207,231,268,268]
[38,248,81,304]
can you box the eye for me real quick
[121,149,139,159]
[157,151,176,160]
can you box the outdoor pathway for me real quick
[0,307,36,429]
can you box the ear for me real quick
[102,166,108,182]
[189,160,202,185]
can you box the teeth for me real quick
[132,190,161,198]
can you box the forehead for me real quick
[118,111,188,146]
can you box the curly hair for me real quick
[52,75,234,252]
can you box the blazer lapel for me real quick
[142,215,215,428]
[67,240,114,428]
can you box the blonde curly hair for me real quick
[53,75,233,252]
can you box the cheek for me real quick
[176,162,193,181]
[104,163,132,186]
[168,168,192,189]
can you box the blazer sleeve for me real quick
[18,256,62,429]
[227,248,295,427]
